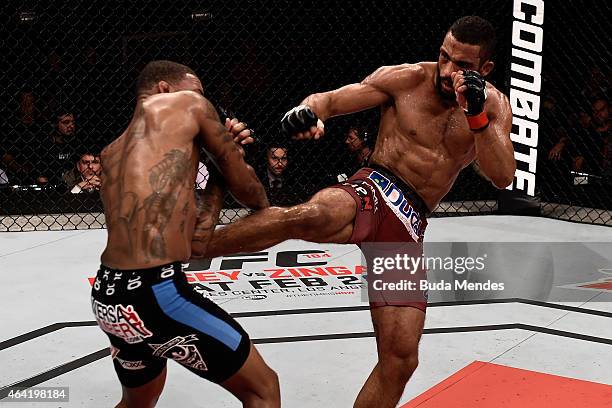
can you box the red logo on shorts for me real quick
[92,300,153,343]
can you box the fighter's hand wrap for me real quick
[280,105,319,136]
[462,70,489,131]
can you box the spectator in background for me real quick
[54,111,77,141]
[572,97,610,175]
[260,145,301,206]
[345,126,372,167]
[548,110,591,161]
[549,97,610,176]
[34,109,78,185]
[540,94,577,197]
[67,151,101,193]
[16,88,39,131]
[337,126,373,182]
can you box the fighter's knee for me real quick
[384,355,418,383]
[380,341,419,379]
[259,367,281,399]
[242,369,280,405]
[261,368,280,397]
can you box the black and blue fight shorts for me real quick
[90,262,251,387]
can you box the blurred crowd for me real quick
[1,94,102,194]
[543,67,611,186]
[0,51,376,204]
[1,49,608,208]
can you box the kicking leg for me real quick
[200,187,357,258]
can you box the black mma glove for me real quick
[280,105,319,136]
[461,70,489,131]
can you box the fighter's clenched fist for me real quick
[280,105,325,140]
[452,69,489,131]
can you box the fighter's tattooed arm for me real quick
[194,97,269,210]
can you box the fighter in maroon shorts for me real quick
[196,16,515,408]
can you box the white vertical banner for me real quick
[507,0,545,197]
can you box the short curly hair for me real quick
[449,16,497,62]
[136,60,196,95]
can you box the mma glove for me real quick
[462,70,489,131]
[280,105,319,136]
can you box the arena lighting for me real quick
[191,11,213,22]
[18,10,37,23]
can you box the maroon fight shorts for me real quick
[329,165,429,311]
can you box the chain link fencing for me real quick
[0,1,609,231]
[536,1,611,224]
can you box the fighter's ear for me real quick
[158,80,171,93]
[480,60,494,77]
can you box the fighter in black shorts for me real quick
[93,60,279,407]
[91,263,252,386]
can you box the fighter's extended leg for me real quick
[198,188,356,258]
[354,306,425,408]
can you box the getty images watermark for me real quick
[370,252,506,291]
[360,242,505,304]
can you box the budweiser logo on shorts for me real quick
[367,171,422,241]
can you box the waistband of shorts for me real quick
[366,164,431,215]
[98,261,184,285]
